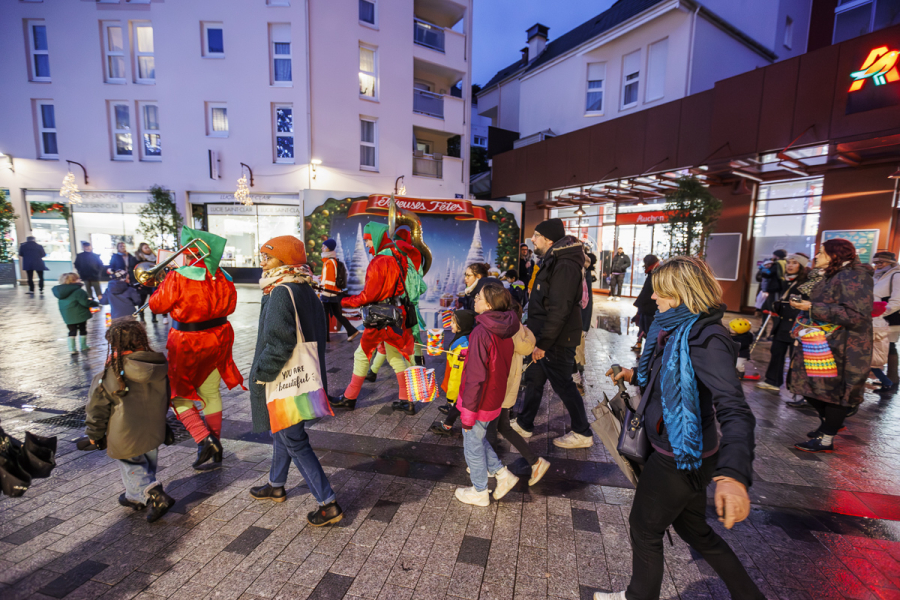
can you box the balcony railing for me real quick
[413,153,443,178]
[413,89,444,118]
[414,18,445,52]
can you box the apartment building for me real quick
[0,0,472,280]
[476,0,811,144]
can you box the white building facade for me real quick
[0,0,471,278]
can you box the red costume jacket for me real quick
[149,270,244,400]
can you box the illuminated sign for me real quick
[846,44,900,115]
[849,46,900,92]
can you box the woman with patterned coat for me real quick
[788,239,873,453]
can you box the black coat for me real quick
[771,276,808,343]
[633,269,657,316]
[610,253,631,273]
[518,256,534,286]
[18,241,47,271]
[109,253,139,282]
[74,251,105,281]
[459,277,502,311]
[527,236,585,350]
[632,307,756,487]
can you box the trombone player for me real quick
[142,227,244,470]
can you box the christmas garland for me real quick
[29,202,70,220]
[485,206,520,272]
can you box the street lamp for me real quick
[60,160,88,205]
[236,163,254,206]
[394,176,406,196]
[310,158,322,180]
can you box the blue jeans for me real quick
[462,420,504,492]
[117,449,158,504]
[270,421,336,506]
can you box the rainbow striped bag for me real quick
[792,317,840,378]
[265,286,334,433]
[404,365,438,403]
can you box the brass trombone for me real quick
[132,238,212,316]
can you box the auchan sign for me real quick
[849,46,900,92]
[616,211,669,226]
[846,45,900,114]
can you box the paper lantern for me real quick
[426,329,443,356]
[441,310,453,329]
[404,366,437,403]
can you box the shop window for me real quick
[27,197,71,265]
[132,23,155,83]
[360,117,377,170]
[27,20,51,82]
[35,101,58,159]
[202,22,224,58]
[621,49,640,109]
[585,62,605,113]
[139,102,161,161]
[109,101,133,160]
[645,38,667,102]
[274,103,294,163]
[360,0,376,26]
[102,22,127,83]
[206,204,301,268]
[270,23,292,85]
[207,102,228,137]
[359,45,377,99]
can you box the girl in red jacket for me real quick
[455,283,522,507]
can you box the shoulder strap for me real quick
[889,272,900,297]
[277,284,305,344]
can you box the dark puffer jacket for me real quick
[610,252,631,274]
[52,283,98,325]
[527,236,585,350]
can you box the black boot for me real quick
[151,314,158,323]
[329,395,356,411]
[365,370,377,383]
[307,501,343,526]
[249,484,286,503]
[393,401,415,415]
[146,486,175,523]
[192,435,222,470]
[139,312,145,322]
[118,494,146,511]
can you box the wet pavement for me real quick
[1,285,899,600]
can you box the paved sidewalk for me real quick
[1,286,900,600]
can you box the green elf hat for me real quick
[363,222,391,256]
[175,226,230,282]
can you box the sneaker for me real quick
[794,438,834,453]
[846,405,859,418]
[438,403,451,415]
[492,467,519,501]
[307,501,343,526]
[146,486,175,523]
[454,486,490,507]
[249,484,286,503]
[785,398,808,409]
[552,431,593,449]
[118,494,146,511]
[429,422,452,437]
[528,457,551,486]
[510,420,533,438]
[756,382,780,392]
[806,429,823,439]
[594,593,626,600]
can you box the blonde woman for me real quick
[599,256,762,600]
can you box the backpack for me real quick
[335,260,348,291]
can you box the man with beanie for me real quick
[631,254,660,352]
[320,238,360,343]
[874,250,900,392]
[512,218,594,449]
[74,241,105,300]
[608,247,631,300]
[248,235,342,526]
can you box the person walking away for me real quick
[74,241,104,301]
[53,273,99,353]
[100,270,142,321]
[728,319,753,379]
[512,219,594,449]
[455,284,521,506]
[871,301,893,390]
[757,253,810,393]
[83,320,174,522]
[430,310,476,436]
[873,251,900,393]
[319,239,360,343]
[631,255,660,352]
[109,242,139,284]
[789,239,873,453]
[133,243,158,323]
[608,247,631,301]
[598,256,761,600]
[248,236,342,526]
[757,249,787,337]
[18,235,48,295]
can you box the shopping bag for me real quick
[426,329,444,356]
[405,365,438,402]
[265,286,334,433]
[754,291,768,310]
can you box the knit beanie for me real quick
[534,218,566,243]
[787,253,809,268]
[260,235,307,266]
[874,251,897,264]
[773,249,787,259]
[643,254,659,267]
[322,239,337,251]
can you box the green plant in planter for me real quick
[663,176,722,258]
[0,189,19,263]
[138,185,183,250]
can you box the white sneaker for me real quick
[594,592,626,600]
[455,486,490,507]
[528,457,551,486]
[552,431,594,449]
[491,467,519,501]
[510,420,533,438]
[756,381,780,392]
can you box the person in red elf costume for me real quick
[148,227,244,470]
[329,222,416,414]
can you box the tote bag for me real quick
[265,285,334,433]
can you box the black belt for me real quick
[171,317,228,332]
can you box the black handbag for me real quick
[882,273,900,326]
[361,253,413,330]
[616,366,655,465]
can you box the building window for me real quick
[274,104,294,163]
[473,135,487,147]
[783,16,794,49]
[360,117,377,170]
[35,101,58,158]
[270,23,292,85]
[359,45,377,99]
[207,102,228,137]
[133,23,155,83]
[585,62,605,113]
[139,102,161,160]
[360,0,376,25]
[622,50,641,109]
[267,0,290,5]
[202,22,225,58]
[645,39,667,102]
[103,22,126,83]
[27,20,51,81]
[110,102,133,160]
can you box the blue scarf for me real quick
[637,303,703,472]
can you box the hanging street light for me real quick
[61,160,88,205]
[236,163,254,205]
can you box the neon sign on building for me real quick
[849,46,900,92]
